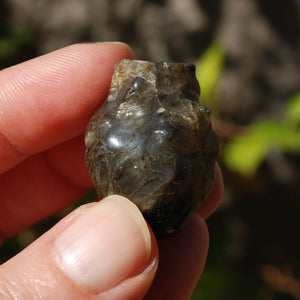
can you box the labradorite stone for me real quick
[85,59,219,237]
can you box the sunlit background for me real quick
[1,0,300,299]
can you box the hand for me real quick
[0,43,223,299]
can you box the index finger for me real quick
[0,42,135,173]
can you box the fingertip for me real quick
[53,195,157,293]
[0,195,158,299]
[198,163,224,219]
[144,213,209,300]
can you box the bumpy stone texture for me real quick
[85,60,219,237]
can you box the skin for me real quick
[0,43,224,299]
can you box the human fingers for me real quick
[0,196,158,300]
[0,42,134,174]
[198,163,224,219]
[144,214,209,300]
[0,42,135,238]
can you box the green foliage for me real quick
[223,93,300,177]
[196,42,300,178]
[191,267,275,300]
[195,42,224,109]
[0,27,32,61]
[286,92,300,127]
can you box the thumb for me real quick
[0,196,158,299]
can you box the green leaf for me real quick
[0,27,32,60]
[252,120,300,152]
[223,119,300,176]
[286,92,300,126]
[223,128,268,176]
[195,42,224,106]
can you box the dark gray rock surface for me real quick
[85,60,219,237]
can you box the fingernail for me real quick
[99,41,129,46]
[98,41,136,58]
[54,195,152,292]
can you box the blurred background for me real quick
[0,0,300,299]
